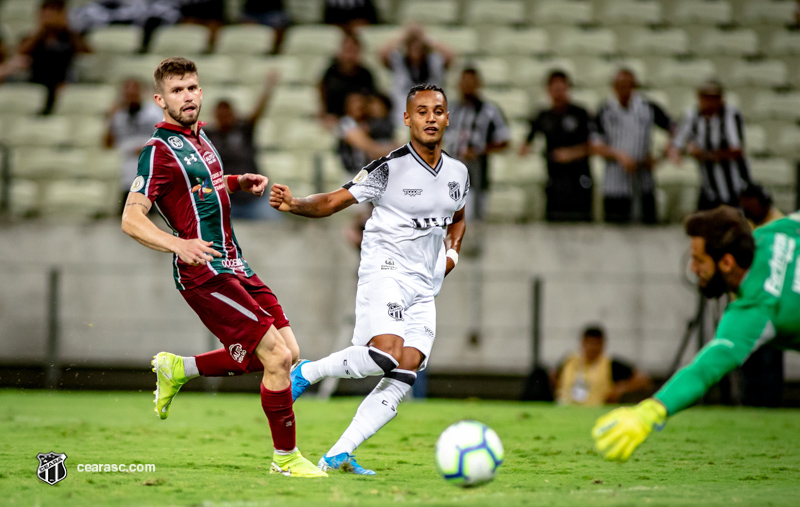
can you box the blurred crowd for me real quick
[0,0,775,225]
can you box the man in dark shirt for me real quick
[519,71,593,222]
[204,71,279,220]
[319,32,376,125]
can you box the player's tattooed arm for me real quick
[270,184,356,218]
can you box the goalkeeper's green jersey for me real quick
[656,213,800,414]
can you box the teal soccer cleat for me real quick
[318,453,376,475]
[290,360,311,402]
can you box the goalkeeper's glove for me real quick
[591,398,667,462]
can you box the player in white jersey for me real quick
[269,84,468,475]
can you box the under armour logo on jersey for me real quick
[184,153,198,165]
[387,302,404,321]
[448,181,461,201]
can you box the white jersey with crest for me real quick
[343,143,469,292]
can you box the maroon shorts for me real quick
[181,273,290,368]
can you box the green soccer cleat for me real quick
[270,450,328,478]
[151,352,189,420]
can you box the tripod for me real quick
[668,291,708,377]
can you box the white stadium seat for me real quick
[776,126,800,157]
[216,25,275,55]
[40,180,115,219]
[398,0,459,25]
[668,0,732,25]
[724,59,788,88]
[201,86,256,116]
[599,0,662,25]
[486,186,528,222]
[619,28,689,56]
[750,91,800,121]
[150,25,210,55]
[69,117,107,150]
[464,0,525,26]
[510,57,577,88]
[108,55,167,85]
[359,25,404,53]
[11,149,85,179]
[267,86,319,117]
[551,27,616,56]
[426,27,479,55]
[750,158,794,186]
[770,30,800,55]
[570,57,647,88]
[469,57,511,87]
[83,150,122,181]
[189,56,237,85]
[9,178,40,217]
[6,116,71,148]
[695,28,759,57]
[283,25,342,55]
[54,84,116,116]
[238,55,302,86]
[529,0,593,25]
[741,0,795,25]
[0,83,48,115]
[281,119,336,151]
[647,58,716,87]
[257,150,314,185]
[87,26,143,54]
[745,124,768,155]
[482,28,549,57]
[482,88,530,120]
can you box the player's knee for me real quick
[286,340,300,365]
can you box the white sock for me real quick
[326,371,416,457]
[301,346,398,384]
[274,447,298,456]
[182,356,199,379]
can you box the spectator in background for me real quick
[554,326,652,406]
[366,92,395,143]
[444,67,511,221]
[668,80,752,211]
[337,91,399,175]
[180,0,226,52]
[240,0,290,54]
[519,71,593,222]
[737,183,785,407]
[324,0,379,31]
[204,71,280,220]
[319,31,376,127]
[17,0,91,114]
[592,69,674,224]
[379,23,453,125]
[105,77,163,210]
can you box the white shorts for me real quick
[351,274,436,370]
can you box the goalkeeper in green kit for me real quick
[593,205,800,461]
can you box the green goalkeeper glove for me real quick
[591,398,667,462]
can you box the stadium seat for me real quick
[254,119,281,149]
[550,27,616,56]
[11,149,85,179]
[238,55,303,86]
[256,150,314,185]
[741,0,795,25]
[281,120,336,151]
[695,28,759,57]
[750,157,794,187]
[69,117,107,149]
[40,180,115,219]
[619,28,689,56]
[776,125,800,158]
[654,160,701,223]
[201,86,256,116]
[188,56,237,85]
[283,24,342,55]
[6,116,71,148]
[359,25,404,54]
[319,151,350,186]
[267,86,319,117]
[647,58,715,87]
[571,88,601,110]
[482,89,530,120]
[8,178,40,217]
[770,30,800,55]
[53,84,116,117]
[468,58,510,87]
[570,57,647,88]
[489,153,546,184]
[510,57,577,88]
[464,0,525,26]
[108,55,167,84]
[598,0,662,25]
[295,55,334,86]
[723,59,787,88]
[750,91,800,121]
[426,27,479,55]
[83,149,122,181]
[150,25,210,55]
[397,0,459,25]
[0,0,38,26]
[486,186,528,222]
[528,0,593,25]
[482,28,549,57]
[86,26,143,54]
[0,83,48,115]
[667,0,732,25]
[745,124,768,155]
[216,25,275,55]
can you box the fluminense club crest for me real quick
[36,452,68,485]
[448,181,461,201]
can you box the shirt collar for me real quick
[156,121,207,137]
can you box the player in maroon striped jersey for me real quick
[121,57,326,478]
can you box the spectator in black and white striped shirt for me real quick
[444,67,511,220]
[668,80,752,211]
[592,69,673,224]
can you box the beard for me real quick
[699,268,729,299]
[165,102,200,127]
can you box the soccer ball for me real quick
[434,420,504,487]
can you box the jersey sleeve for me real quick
[456,171,470,212]
[650,101,673,132]
[131,143,173,201]
[342,161,389,204]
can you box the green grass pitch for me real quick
[2,389,799,506]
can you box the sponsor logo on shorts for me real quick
[222,258,245,270]
[36,452,68,485]
[424,326,435,339]
[387,302,404,321]
[229,343,246,363]
[168,136,184,149]
[381,258,396,270]
[130,175,145,192]
[448,181,461,201]
[203,151,217,165]
[403,189,422,196]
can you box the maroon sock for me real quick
[195,349,264,377]
[260,383,296,452]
